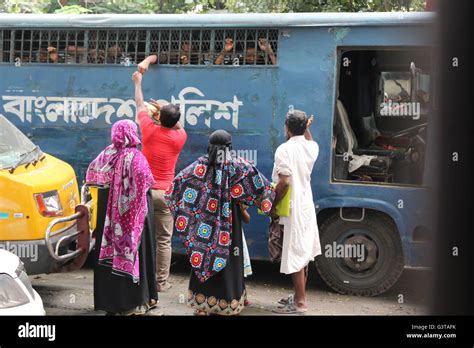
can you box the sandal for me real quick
[277,294,294,306]
[147,299,158,312]
[272,302,307,315]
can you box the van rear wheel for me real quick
[315,211,404,296]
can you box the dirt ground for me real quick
[30,255,431,316]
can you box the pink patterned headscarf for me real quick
[86,120,154,283]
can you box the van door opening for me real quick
[333,48,431,186]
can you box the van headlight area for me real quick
[0,250,45,315]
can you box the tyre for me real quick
[315,211,404,296]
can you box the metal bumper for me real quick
[0,202,93,275]
[44,204,93,272]
[0,212,91,275]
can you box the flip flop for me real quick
[272,302,307,315]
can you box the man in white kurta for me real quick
[271,109,321,313]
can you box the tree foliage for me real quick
[0,0,427,14]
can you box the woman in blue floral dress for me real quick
[165,130,274,315]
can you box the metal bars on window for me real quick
[0,28,279,66]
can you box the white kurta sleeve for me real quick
[309,140,319,163]
[274,146,292,176]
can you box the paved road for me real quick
[31,255,431,315]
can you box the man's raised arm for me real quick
[304,115,314,141]
[132,71,147,115]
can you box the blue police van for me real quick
[0,12,434,295]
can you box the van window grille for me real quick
[0,28,278,66]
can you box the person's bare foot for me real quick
[295,303,308,311]
[294,296,307,311]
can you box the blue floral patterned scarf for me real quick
[165,152,274,282]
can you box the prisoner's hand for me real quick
[258,38,273,53]
[47,46,58,63]
[180,55,190,64]
[137,61,149,74]
[224,38,234,52]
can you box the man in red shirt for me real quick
[132,71,187,292]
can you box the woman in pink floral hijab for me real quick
[86,120,158,315]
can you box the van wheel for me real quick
[315,211,404,296]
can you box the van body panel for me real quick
[0,13,434,267]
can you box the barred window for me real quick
[0,28,279,66]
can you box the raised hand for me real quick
[132,71,142,84]
[137,61,149,74]
[224,38,234,52]
[180,55,190,64]
[258,38,273,53]
[47,46,58,63]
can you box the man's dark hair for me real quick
[285,110,308,136]
[160,104,181,128]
